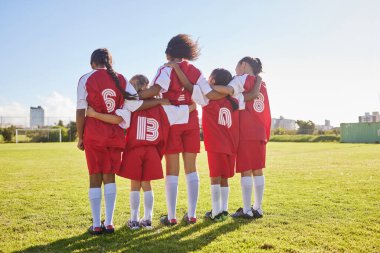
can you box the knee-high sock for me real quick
[104,183,116,226]
[221,186,230,212]
[253,176,265,213]
[241,176,253,213]
[211,184,221,217]
[143,190,154,221]
[130,191,140,221]
[165,176,178,220]
[89,188,102,228]
[186,172,199,218]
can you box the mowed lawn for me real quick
[0,142,379,253]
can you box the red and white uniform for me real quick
[192,85,239,178]
[115,102,189,181]
[152,61,212,154]
[77,69,133,175]
[228,74,271,172]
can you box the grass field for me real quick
[0,142,379,253]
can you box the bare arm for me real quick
[76,109,85,150]
[188,103,197,112]
[243,75,262,102]
[137,84,161,99]
[205,90,227,100]
[86,107,123,124]
[212,85,234,96]
[136,98,170,111]
[166,62,193,93]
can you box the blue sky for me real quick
[0,0,379,126]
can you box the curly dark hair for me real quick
[165,34,200,61]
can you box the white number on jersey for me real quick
[102,89,116,113]
[218,108,232,128]
[137,116,159,141]
[253,93,265,113]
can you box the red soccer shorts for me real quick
[118,146,163,181]
[84,145,122,175]
[236,140,266,172]
[165,128,200,154]
[207,151,236,178]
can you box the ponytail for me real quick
[226,95,239,111]
[91,48,137,100]
[239,56,263,76]
[104,61,137,100]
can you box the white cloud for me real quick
[0,92,76,127]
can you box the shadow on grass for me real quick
[16,218,250,253]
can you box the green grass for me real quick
[0,142,379,253]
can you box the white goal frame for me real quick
[15,128,62,143]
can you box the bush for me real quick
[0,134,3,143]
[270,135,340,142]
[0,126,15,142]
[273,128,286,135]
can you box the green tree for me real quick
[296,120,315,135]
[67,121,77,141]
[1,126,15,142]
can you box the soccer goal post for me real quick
[15,128,62,143]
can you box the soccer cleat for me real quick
[221,211,229,221]
[127,219,140,230]
[101,222,115,234]
[139,219,153,229]
[205,210,223,222]
[251,207,264,219]
[231,207,254,219]
[160,215,177,226]
[88,225,103,235]
[183,212,197,224]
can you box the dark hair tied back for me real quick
[239,56,263,76]
[210,68,239,111]
[91,48,136,100]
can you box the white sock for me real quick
[186,172,199,218]
[211,184,221,217]
[104,183,116,226]
[221,186,230,212]
[89,188,102,228]
[241,176,253,214]
[253,176,265,214]
[130,191,140,221]
[143,191,154,221]
[165,176,178,220]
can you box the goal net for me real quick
[15,128,62,143]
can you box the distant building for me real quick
[316,119,334,131]
[30,106,44,128]
[271,116,296,130]
[358,112,380,123]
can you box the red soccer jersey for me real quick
[202,97,240,155]
[153,61,205,130]
[229,74,271,142]
[125,105,171,158]
[77,69,127,148]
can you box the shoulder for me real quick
[156,65,172,76]
[78,70,97,84]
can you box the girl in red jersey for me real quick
[86,75,195,229]
[137,34,224,225]
[213,57,270,219]
[76,48,137,235]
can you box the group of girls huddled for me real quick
[76,34,271,235]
